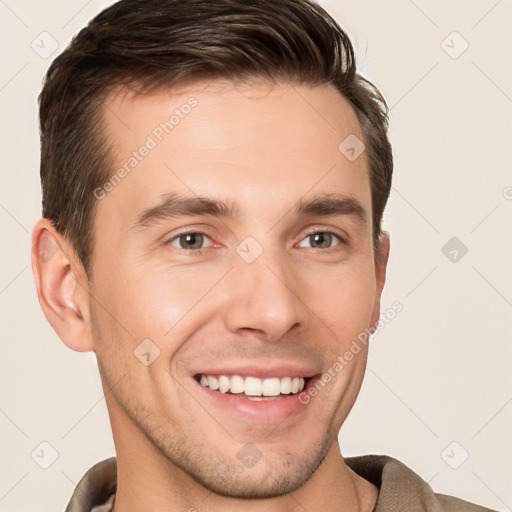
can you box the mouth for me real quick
[191,369,321,423]
[193,373,312,401]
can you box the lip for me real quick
[192,372,321,423]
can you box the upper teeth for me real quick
[198,374,306,396]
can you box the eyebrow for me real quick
[293,193,367,225]
[129,191,367,231]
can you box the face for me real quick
[88,80,387,498]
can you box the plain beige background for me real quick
[0,1,511,511]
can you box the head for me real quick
[32,0,392,500]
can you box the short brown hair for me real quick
[39,0,393,279]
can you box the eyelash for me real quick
[164,228,345,253]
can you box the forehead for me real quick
[97,79,371,230]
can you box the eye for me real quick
[298,230,344,249]
[166,232,214,250]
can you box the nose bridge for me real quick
[222,242,305,341]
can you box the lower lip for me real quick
[194,376,319,423]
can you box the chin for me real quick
[187,454,324,499]
[165,435,332,500]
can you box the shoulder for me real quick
[345,454,496,512]
[64,457,117,512]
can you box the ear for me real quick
[31,218,94,352]
[369,231,390,329]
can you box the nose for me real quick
[222,248,307,342]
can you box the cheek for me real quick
[96,261,180,325]
[297,261,377,339]
[127,263,226,330]
[91,261,227,353]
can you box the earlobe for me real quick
[31,218,94,352]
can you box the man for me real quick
[30,0,496,511]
